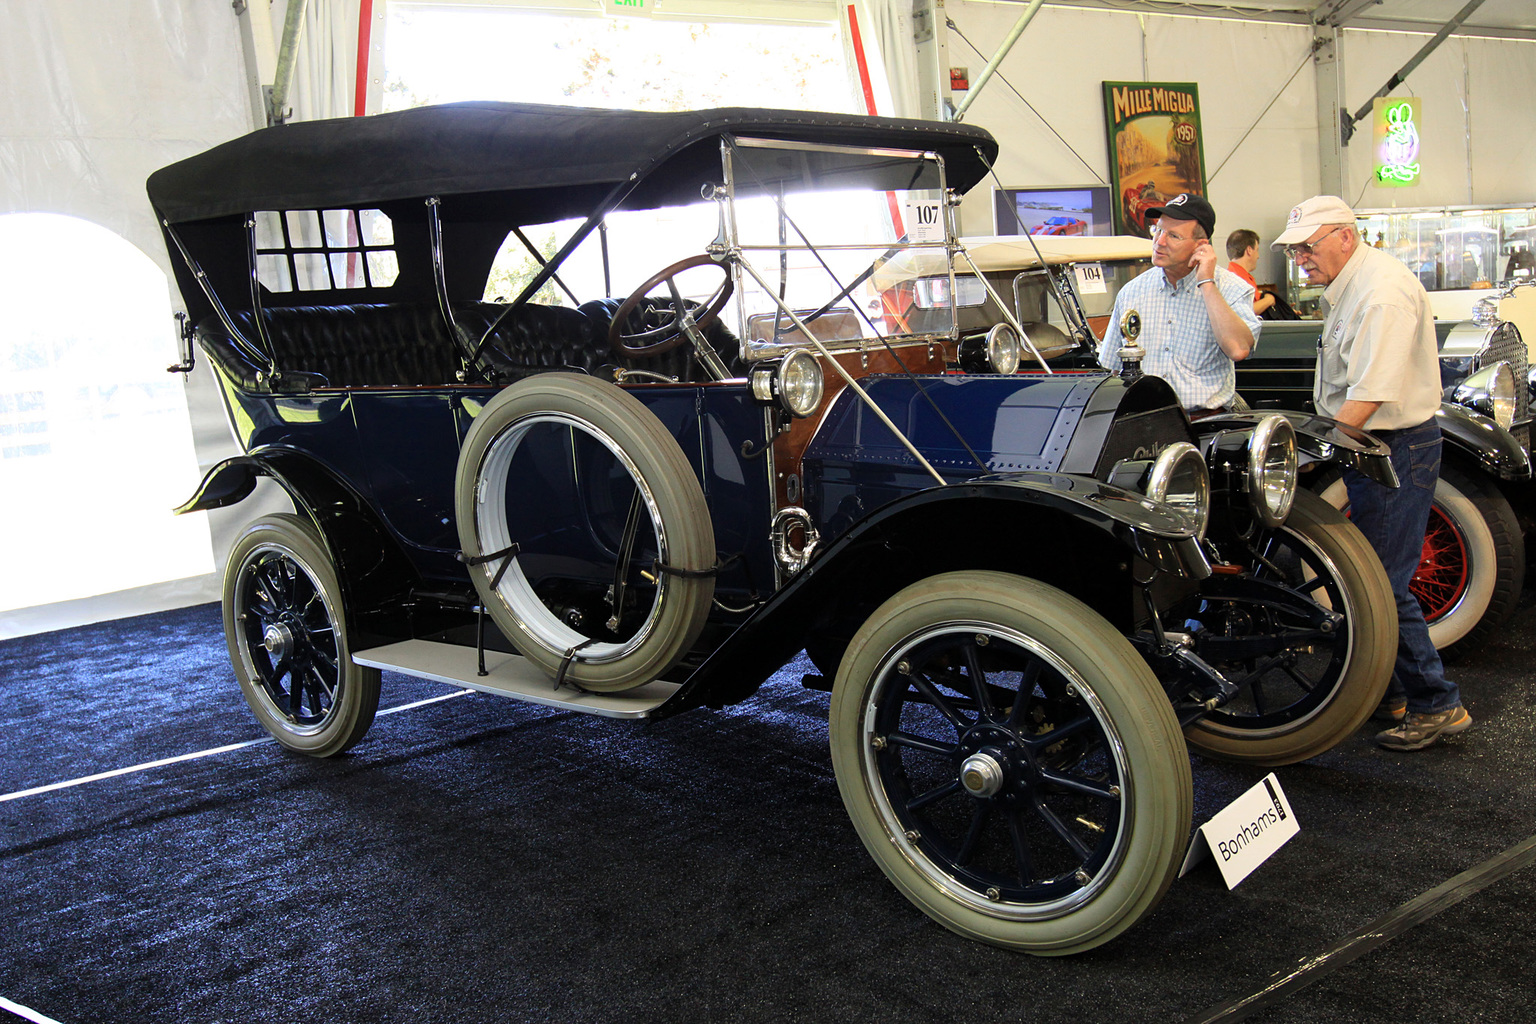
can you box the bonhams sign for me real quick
[1102,82,1208,239]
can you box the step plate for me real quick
[353,640,678,720]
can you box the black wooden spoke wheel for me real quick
[223,514,380,757]
[1181,489,1394,765]
[830,571,1190,955]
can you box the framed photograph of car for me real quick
[991,184,1113,237]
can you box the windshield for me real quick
[482,135,957,357]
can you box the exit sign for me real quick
[608,0,652,16]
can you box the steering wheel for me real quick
[608,255,734,359]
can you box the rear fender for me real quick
[653,477,1210,717]
[177,448,420,645]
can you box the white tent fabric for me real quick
[0,0,359,638]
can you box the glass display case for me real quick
[1284,202,1536,318]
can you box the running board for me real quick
[353,640,679,720]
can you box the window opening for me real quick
[256,207,398,293]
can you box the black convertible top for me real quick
[148,101,999,224]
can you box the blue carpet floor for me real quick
[3,597,1534,1023]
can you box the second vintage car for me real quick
[915,232,1531,659]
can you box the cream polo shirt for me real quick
[1313,243,1442,430]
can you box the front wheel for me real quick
[829,572,1191,955]
[1182,489,1395,764]
[223,514,381,757]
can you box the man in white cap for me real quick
[1099,193,1260,414]
[1274,194,1469,752]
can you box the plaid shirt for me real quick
[1098,265,1261,410]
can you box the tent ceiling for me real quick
[1042,0,1536,37]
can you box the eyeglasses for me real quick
[1283,226,1346,259]
[1151,224,1196,242]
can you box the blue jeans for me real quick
[1342,419,1462,714]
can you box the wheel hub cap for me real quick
[960,752,1006,797]
[262,622,296,659]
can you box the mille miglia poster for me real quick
[1101,82,1208,239]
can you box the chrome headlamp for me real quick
[1146,442,1211,539]
[1451,361,1516,430]
[1246,414,1298,528]
[749,348,825,418]
[957,324,1022,375]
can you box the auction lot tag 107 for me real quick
[903,199,944,243]
[1179,772,1299,888]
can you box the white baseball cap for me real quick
[1272,195,1357,248]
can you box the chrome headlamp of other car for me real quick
[957,323,1022,375]
[1246,414,1298,528]
[1450,361,1516,430]
[1146,442,1211,539]
[749,348,825,418]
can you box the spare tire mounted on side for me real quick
[455,372,715,692]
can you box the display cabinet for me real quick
[1284,202,1536,318]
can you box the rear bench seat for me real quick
[196,300,742,390]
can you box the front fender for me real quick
[1191,410,1398,486]
[1436,403,1532,481]
[653,477,1210,718]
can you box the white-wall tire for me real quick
[223,514,381,757]
[829,571,1191,955]
[455,373,715,691]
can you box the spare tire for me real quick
[455,372,715,691]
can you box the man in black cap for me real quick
[1098,193,1260,413]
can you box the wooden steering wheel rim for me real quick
[608,254,734,359]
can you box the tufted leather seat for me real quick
[197,300,744,391]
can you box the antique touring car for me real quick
[151,103,1393,954]
[915,232,1530,659]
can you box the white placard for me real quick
[1179,772,1299,888]
[1073,262,1107,294]
[904,199,944,243]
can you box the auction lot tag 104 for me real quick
[1179,772,1299,888]
[1073,262,1107,294]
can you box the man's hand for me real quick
[1190,239,1219,280]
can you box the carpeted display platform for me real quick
[3,595,1533,1024]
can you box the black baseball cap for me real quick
[1147,193,1215,238]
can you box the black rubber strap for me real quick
[459,542,521,589]
[553,638,600,693]
[651,552,739,580]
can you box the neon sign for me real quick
[1373,97,1421,187]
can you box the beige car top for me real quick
[873,234,1154,288]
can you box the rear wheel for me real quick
[829,571,1191,955]
[1318,463,1524,660]
[223,514,380,757]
